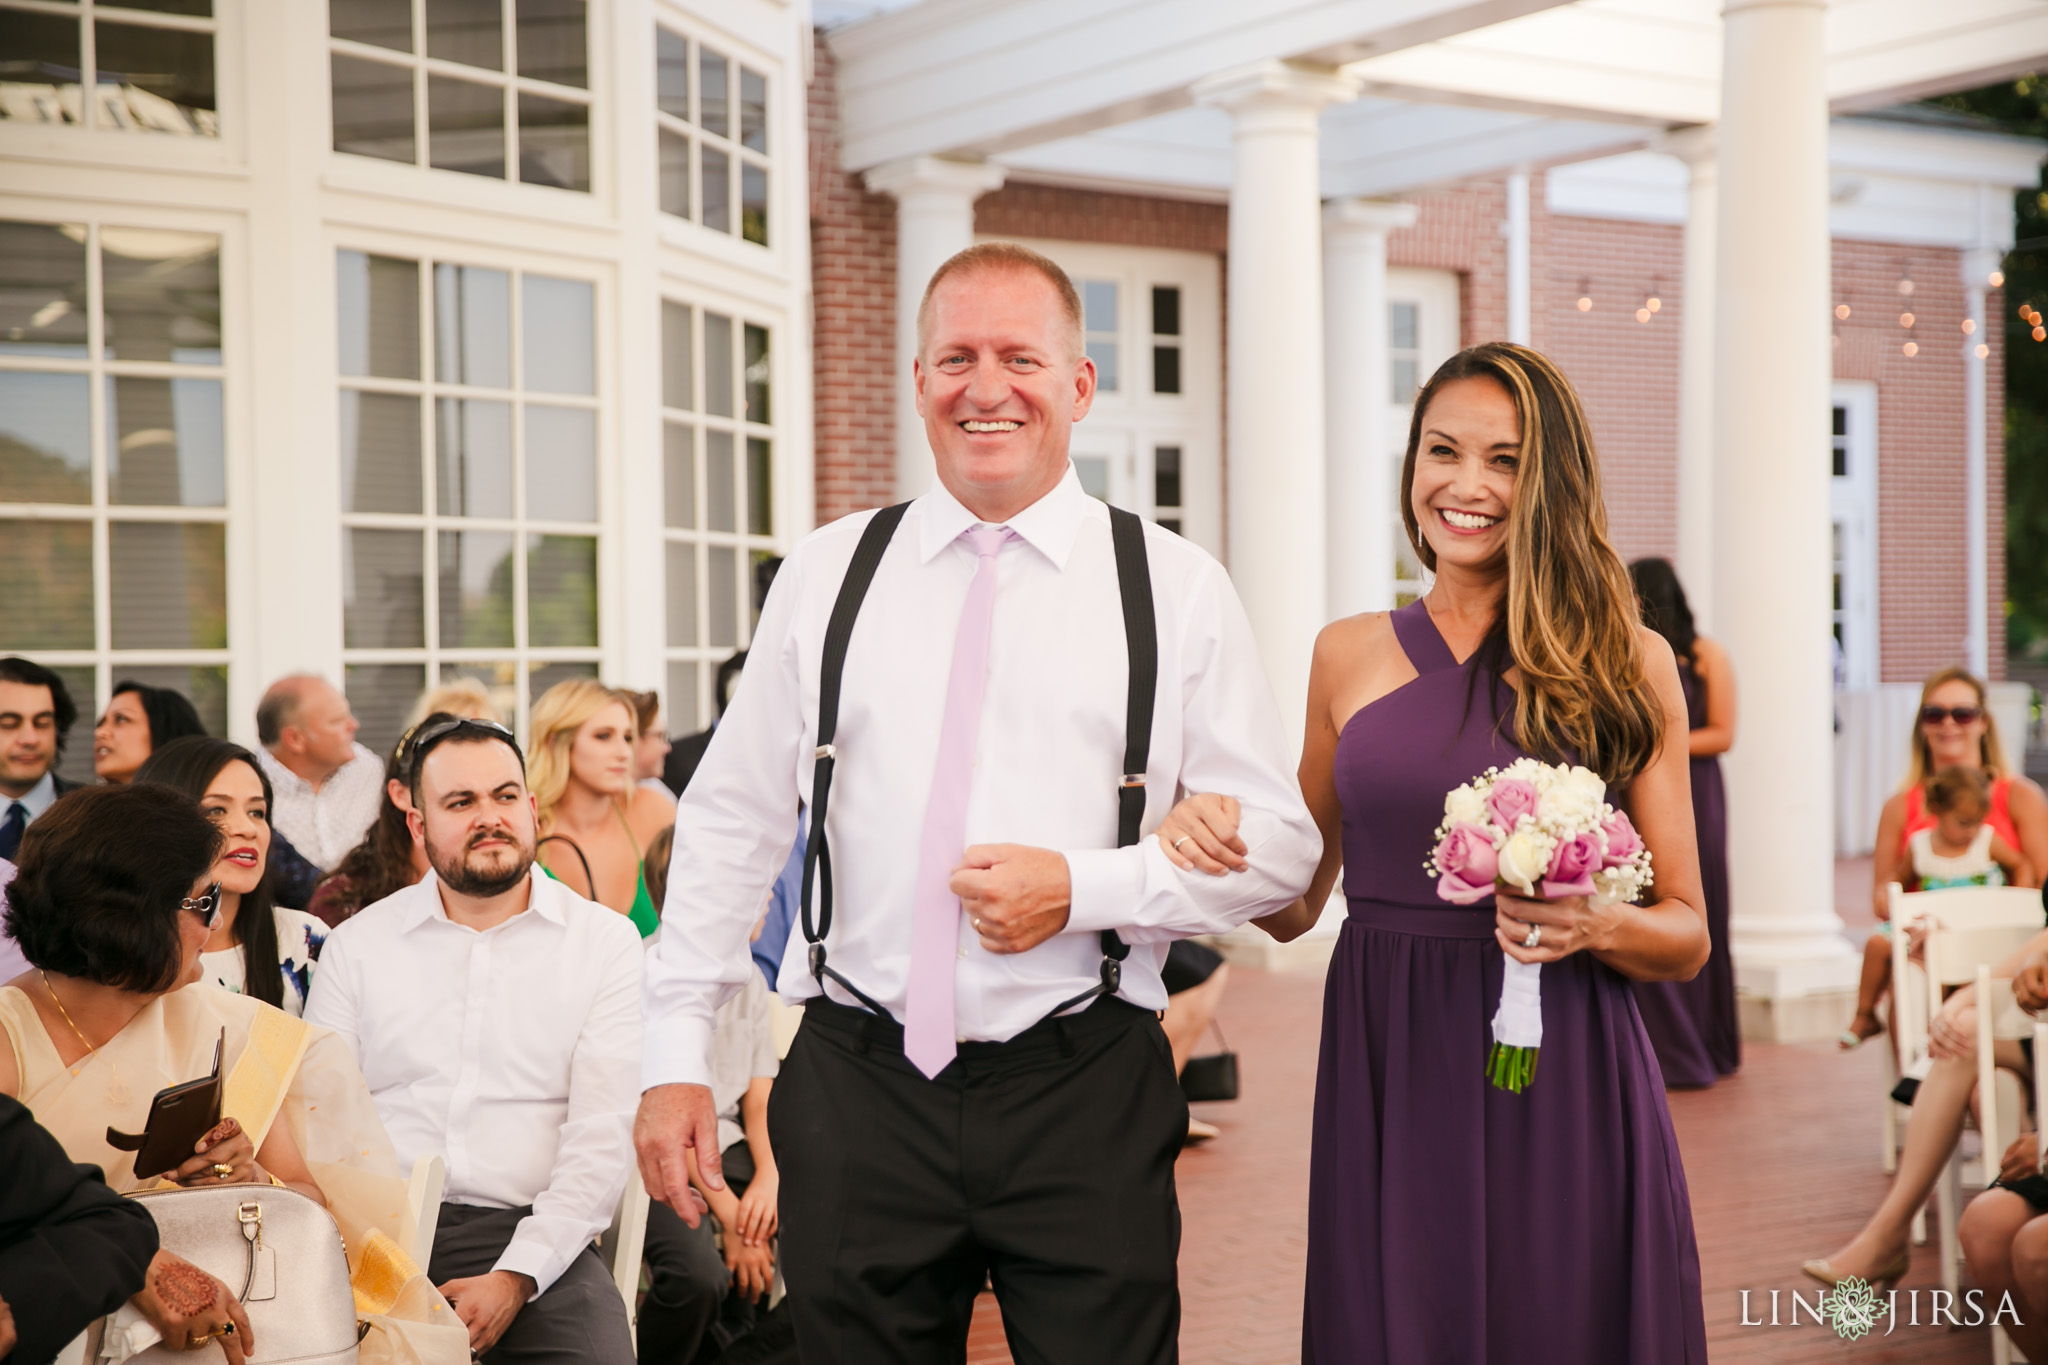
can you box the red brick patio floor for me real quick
[964,956,2009,1363]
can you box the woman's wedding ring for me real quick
[1172,836,1194,852]
[1521,923,1542,950]
[212,1162,234,1180]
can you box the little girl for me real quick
[1911,765,2033,891]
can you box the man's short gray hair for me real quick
[256,675,322,747]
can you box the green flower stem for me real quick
[1486,1043,1540,1093]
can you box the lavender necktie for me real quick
[904,525,1013,1078]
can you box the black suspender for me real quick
[797,501,1157,1025]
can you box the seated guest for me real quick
[0,1094,161,1363]
[1804,925,2048,1293]
[93,680,205,784]
[305,718,644,1364]
[1959,938,2048,1362]
[529,681,672,937]
[405,678,504,731]
[307,724,442,929]
[0,657,81,860]
[626,690,675,797]
[137,737,329,1017]
[0,785,467,1361]
[255,675,385,873]
[635,828,783,1363]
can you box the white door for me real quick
[988,237,1223,558]
[1387,268,1462,602]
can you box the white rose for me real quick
[1555,765,1607,810]
[1445,784,1489,828]
[1496,828,1553,896]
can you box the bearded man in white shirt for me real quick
[304,719,646,1363]
[636,242,1321,1364]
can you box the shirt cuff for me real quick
[640,1012,717,1092]
[493,1228,567,1299]
[1064,846,1144,935]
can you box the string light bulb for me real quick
[1903,341,1919,356]
[1977,343,1991,359]
[1991,270,2006,288]
[1835,303,1851,320]
[1898,276,1916,297]
[1900,312,1915,328]
[1645,296,1662,314]
[1575,277,1592,312]
[2034,325,2045,342]
[1577,296,1592,312]
[1962,318,1977,335]
[1636,307,1652,323]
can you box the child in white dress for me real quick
[1910,765,2032,891]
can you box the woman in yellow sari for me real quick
[0,783,468,1364]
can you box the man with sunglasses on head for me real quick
[304,718,651,1364]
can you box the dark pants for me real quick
[639,1141,766,1364]
[429,1202,637,1365]
[768,996,1187,1365]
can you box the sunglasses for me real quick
[181,882,224,931]
[1920,705,1984,727]
[405,716,526,780]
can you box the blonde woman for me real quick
[1160,343,1708,1361]
[529,680,674,937]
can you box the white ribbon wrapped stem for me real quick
[1491,958,1544,1050]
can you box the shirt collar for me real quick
[257,747,315,797]
[914,463,1094,570]
[16,770,57,820]
[398,863,565,932]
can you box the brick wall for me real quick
[809,37,898,526]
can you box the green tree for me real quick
[1928,82,2048,660]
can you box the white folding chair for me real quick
[599,1165,653,1344]
[1918,908,2043,1303]
[406,1153,447,1269]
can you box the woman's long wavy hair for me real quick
[135,736,285,1009]
[1399,342,1665,785]
[317,736,426,925]
[1903,667,2008,790]
[528,679,638,831]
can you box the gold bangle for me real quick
[267,1173,286,1188]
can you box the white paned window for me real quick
[661,298,775,729]
[0,1,218,137]
[336,248,600,753]
[655,22,769,245]
[0,218,229,778]
[329,0,591,192]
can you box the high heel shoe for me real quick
[1801,1248,1910,1292]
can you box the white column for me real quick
[864,156,1007,501]
[1504,172,1532,346]
[1665,126,1718,629]
[1713,0,1858,1037]
[1323,199,1418,620]
[1195,61,1359,747]
[1963,241,1998,678]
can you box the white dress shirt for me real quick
[258,742,386,871]
[643,466,1320,1090]
[304,866,644,1295]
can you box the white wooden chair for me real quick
[599,1165,653,1344]
[1914,903,2044,1305]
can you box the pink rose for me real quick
[1542,831,1602,899]
[1434,822,1499,905]
[1599,809,1644,868]
[1486,778,1540,831]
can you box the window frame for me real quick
[651,15,772,247]
[0,213,233,754]
[335,246,605,743]
[327,0,595,194]
[0,0,221,138]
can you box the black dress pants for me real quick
[428,1203,637,1365]
[768,996,1187,1365]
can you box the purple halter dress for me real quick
[1302,601,1707,1364]
[1631,657,1741,1085]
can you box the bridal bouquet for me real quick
[1426,758,1654,1093]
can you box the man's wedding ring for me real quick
[213,1163,234,1180]
[1521,923,1542,950]
[971,917,983,933]
[1172,836,1194,852]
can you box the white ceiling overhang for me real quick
[831,0,2048,202]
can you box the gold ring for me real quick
[213,1162,234,1180]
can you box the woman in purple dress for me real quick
[1627,558,1740,1086]
[1161,343,1709,1362]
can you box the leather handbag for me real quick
[127,1184,360,1363]
[1179,1019,1240,1103]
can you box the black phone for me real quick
[105,1028,225,1180]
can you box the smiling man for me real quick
[304,719,643,1365]
[637,243,1319,1364]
